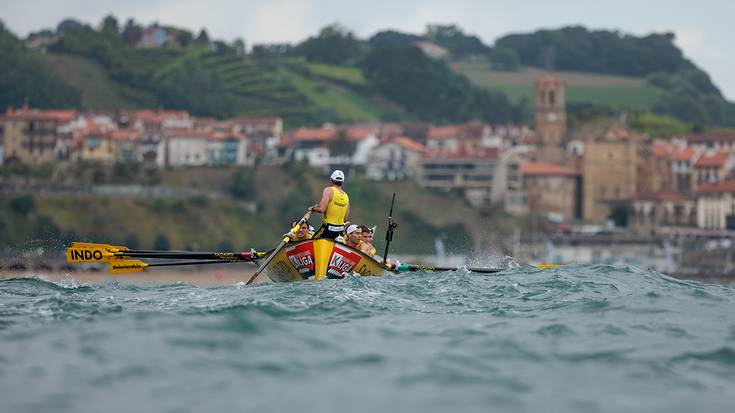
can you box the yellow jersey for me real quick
[324,186,349,225]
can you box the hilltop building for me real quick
[534,76,567,164]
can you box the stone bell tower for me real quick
[535,75,567,164]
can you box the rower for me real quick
[310,170,349,240]
[345,224,362,249]
[358,225,377,256]
[290,218,312,241]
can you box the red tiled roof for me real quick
[111,129,141,141]
[521,162,578,177]
[391,136,426,153]
[4,107,77,122]
[287,127,337,141]
[346,126,376,141]
[672,147,697,161]
[536,75,563,86]
[698,180,735,193]
[428,126,460,139]
[126,110,189,123]
[694,151,730,167]
[652,143,674,158]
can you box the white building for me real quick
[697,180,735,230]
[165,129,210,166]
[367,137,426,180]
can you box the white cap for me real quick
[330,170,345,182]
[346,224,360,235]
[309,225,315,233]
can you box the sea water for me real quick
[1,265,734,413]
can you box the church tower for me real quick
[535,76,567,164]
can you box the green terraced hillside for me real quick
[453,61,664,109]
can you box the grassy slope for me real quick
[44,53,157,110]
[277,65,382,122]
[453,61,664,109]
[45,46,385,126]
[1,165,516,255]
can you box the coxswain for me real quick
[358,225,377,256]
[311,170,349,240]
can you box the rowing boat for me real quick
[253,238,395,283]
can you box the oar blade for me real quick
[108,259,148,274]
[66,246,117,263]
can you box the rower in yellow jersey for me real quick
[310,170,350,240]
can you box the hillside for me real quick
[0,165,525,256]
[453,61,664,109]
[3,17,734,128]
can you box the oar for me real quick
[108,259,232,274]
[393,263,562,274]
[66,242,266,263]
[245,210,311,285]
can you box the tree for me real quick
[101,15,120,35]
[232,38,246,55]
[195,29,210,46]
[57,19,84,33]
[0,23,82,109]
[121,19,143,45]
[361,45,517,123]
[9,195,35,215]
[154,234,170,250]
[176,30,193,48]
[425,24,490,58]
[228,167,256,200]
[294,24,363,64]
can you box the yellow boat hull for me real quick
[260,238,391,282]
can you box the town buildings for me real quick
[5,89,735,234]
[2,107,77,164]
